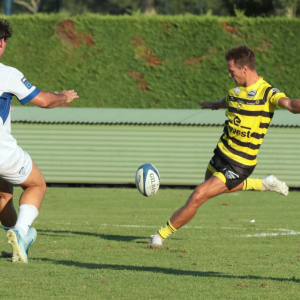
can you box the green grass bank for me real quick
[3,14,300,108]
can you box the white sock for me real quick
[15,204,39,236]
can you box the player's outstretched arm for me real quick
[199,96,228,110]
[29,90,79,109]
[278,97,300,114]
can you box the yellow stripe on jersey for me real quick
[217,77,286,168]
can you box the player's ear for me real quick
[0,38,6,48]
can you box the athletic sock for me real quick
[15,204,39,236]
[242,178,263,191]
[157,220,177,240]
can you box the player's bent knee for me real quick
[187,187,209,209]
[34,173,47,193]
[186,198,202,211]
[39,177,47,193]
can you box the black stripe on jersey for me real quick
[224,126,261,150]
[229,95,266,105]
[241,126,251,129]
[220,134,257,161]
[215,146,256,169]
[228,107,274,118]
[263,87,274,103]
[251,132,265,139]
[230,137,261,150]
[259,123,269,129]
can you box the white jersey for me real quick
[0,63,40,164]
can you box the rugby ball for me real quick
[135,164,160,197]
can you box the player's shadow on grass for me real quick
[38,229,148,243]
[38,258,300,283]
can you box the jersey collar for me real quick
[239,77,264,92]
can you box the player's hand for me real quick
[59,90,79,103]
[199,101,219,110]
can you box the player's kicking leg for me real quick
[206,163,289,196]
[224,174,289,196]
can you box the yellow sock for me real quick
[157,220,177,240]
[242,178,263,191]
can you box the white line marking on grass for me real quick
[103,224,158,228]
[102,224,248,230]
[54,222,72,225]
[241,230,300,238]
[53,222,299,238]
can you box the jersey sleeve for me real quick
[269,88,286,106]
[6,68,40,105]
[225,94,229,103]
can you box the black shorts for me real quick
[207,150,256,190]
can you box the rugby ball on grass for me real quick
[135,164,160,197]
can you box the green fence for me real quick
[11,107,300,187]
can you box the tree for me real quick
[13,0,41,13]
[222,0,275,17]
[222,0,300,17]
[141,0,156,14]
[275,0,300,17]
[6,0,229,16]
[154,0,228,15]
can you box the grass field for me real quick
[1,187,300,299]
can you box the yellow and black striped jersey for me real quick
[217,77,286,168]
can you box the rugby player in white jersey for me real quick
[0,19,79,263]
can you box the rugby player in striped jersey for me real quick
[151,45,297,245]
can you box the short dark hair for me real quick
[0,19,12,41]
[225,45,255,70]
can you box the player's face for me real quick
[227,60,246,86]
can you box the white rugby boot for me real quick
[6,227,28,263]
[2,227,37,259]
[25,227,37,256]
[262,175,289,196]
[150,233,163,246]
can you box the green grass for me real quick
[1,187,300,299]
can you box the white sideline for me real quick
[51,222,300,237]
[241,230,300,238]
